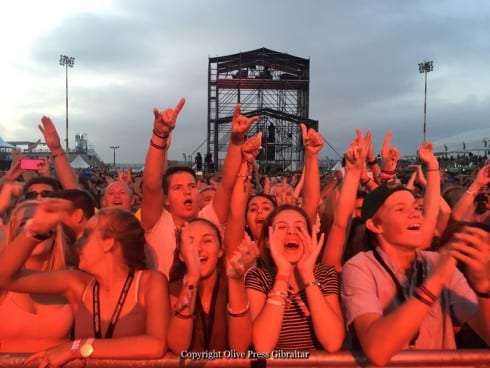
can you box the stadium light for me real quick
[418,60,433,142]
[59,55,75,153]
[109,145,120,168]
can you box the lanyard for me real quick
[93,270,135,339]
[372,249,422,347]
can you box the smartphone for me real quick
[20,159,41,171]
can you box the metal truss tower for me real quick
[208,47,317,173]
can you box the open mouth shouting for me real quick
[406,223,421,231]
[184,199,193,210]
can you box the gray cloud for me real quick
[8,0,490,164]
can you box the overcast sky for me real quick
[1,0,489,164]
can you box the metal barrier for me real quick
[1,350,490,367]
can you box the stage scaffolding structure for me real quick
[207,47,318,173]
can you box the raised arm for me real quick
[39,116,79,189]
[0,181,23,216]
[226,238,258,351]
[247,227,291,352]
[379,130,400,184]
[418,142,441,248]
[365,131,381,184]
[166,222,200,353]
[322,130,366,271]
[0,199,86,299]
[301,124,324,224]
[224,133,262,256]
[141,98,185,230]
[297,227,344,352]
[451,165,490,222]
[212,104,258,224]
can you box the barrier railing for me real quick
[1,350,490,367]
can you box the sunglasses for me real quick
[25,190,54,200]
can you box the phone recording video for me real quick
[20,159,41,171]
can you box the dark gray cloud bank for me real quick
[11,0,490,163]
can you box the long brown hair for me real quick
[1,200,67,272]
[95,208,147,269]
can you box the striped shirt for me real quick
[245,263,339,350]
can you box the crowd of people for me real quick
[0,98,488,367]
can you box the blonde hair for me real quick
[1,200,67,272]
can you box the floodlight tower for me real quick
[109,145,120,168]
[418,60,433,142]
[59,55,75,153]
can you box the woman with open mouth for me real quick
[245,205,345,353]
[167,217,256,354]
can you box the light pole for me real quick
[418,60,433,142]
[109,145,120,168]
[59,55,75,153]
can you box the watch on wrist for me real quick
[80,338,95,358]
[24,229,53,241]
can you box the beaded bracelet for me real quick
[304,280,321,289]
[150,139,168,151]
[266,298,285,308]
[267,290,288,300]
[71,339,81,356]
[227,302,250,317]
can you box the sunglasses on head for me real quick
[25,190,54,200]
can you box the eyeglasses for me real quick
[25,190,54,200]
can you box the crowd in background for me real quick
[0,99,488,367]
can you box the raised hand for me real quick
[380,130,400,172]
[4,154,23,182]
[296,224,325,280]
[179,222,201,283]
[268,226,292,276]
[24,198,73,235]
[473,164,490,188]
[365,130,375,161]
[117,165,132,185]
[407,165,427,187]
[418,142,438,169]
[231,104,259,144]
[241,132,262,163]
[39,116,63,153]
[448,226,490,292]
[301,123,324,155]
[226,234,260,279]
[152,97,186,137]
[0,181,24,214]
[37,157,51,177]
[345,129,367,171]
